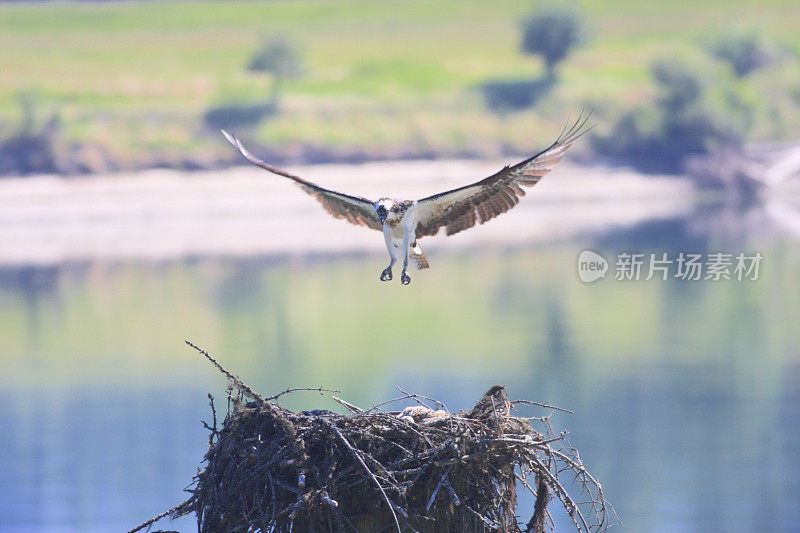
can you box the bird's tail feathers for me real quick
[411,243,430,270]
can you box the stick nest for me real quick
[132,342,615,533]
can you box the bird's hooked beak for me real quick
[375,204,388,224]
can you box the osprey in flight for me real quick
[222,114,591,285]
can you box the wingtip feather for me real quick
[557,108,596,146]
[221,129,237,146]
[221,130,260,165]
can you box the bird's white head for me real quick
[374,198,395,224]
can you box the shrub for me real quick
[479,78,554,113]
[0,133,58,175]
[651,59,703,111]
[595,56,752,173]
[203,102,275,130]
[0,92,61,175]
[706,31,772,78]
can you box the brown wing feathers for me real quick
[308,189,382,230]
[415,112,593,238]
[222,113,590,240]
[222,130,382,231]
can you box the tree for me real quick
[247,38,303,107]
[521,8,582,79]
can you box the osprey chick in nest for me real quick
[223,113,591,285]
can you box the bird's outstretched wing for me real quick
[414,113,593,238]
[222,131,382,231]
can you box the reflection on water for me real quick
[1,205,799,532]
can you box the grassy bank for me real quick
[1,0,799,173]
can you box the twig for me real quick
[512,399,574,415]
[354,394,413,416]
[548,448,619,529]
[354,388,449,418]
[527,452,590,533]
[324,420,402,533]
[331,395,362,414]
[443,478,461,506]
[127,499,192,533]
[185,340,264,403]
[397,386,448,411]
[425,464,453,512]
[321,493,339,508]
[265,386,341,402]
[461,502,498,529]
[202,394,217,448]
[480,433,566,447]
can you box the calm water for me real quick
[1,201,799,532]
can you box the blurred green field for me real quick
[0,0,798,170]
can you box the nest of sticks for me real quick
[131,342,614,533]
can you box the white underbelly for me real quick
[384,221,408,240]
[383,205,417,243]
[389,226,406,240]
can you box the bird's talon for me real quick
[380,269,393,281]
[401,272,411,285]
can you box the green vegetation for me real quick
[0,0,798,173]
